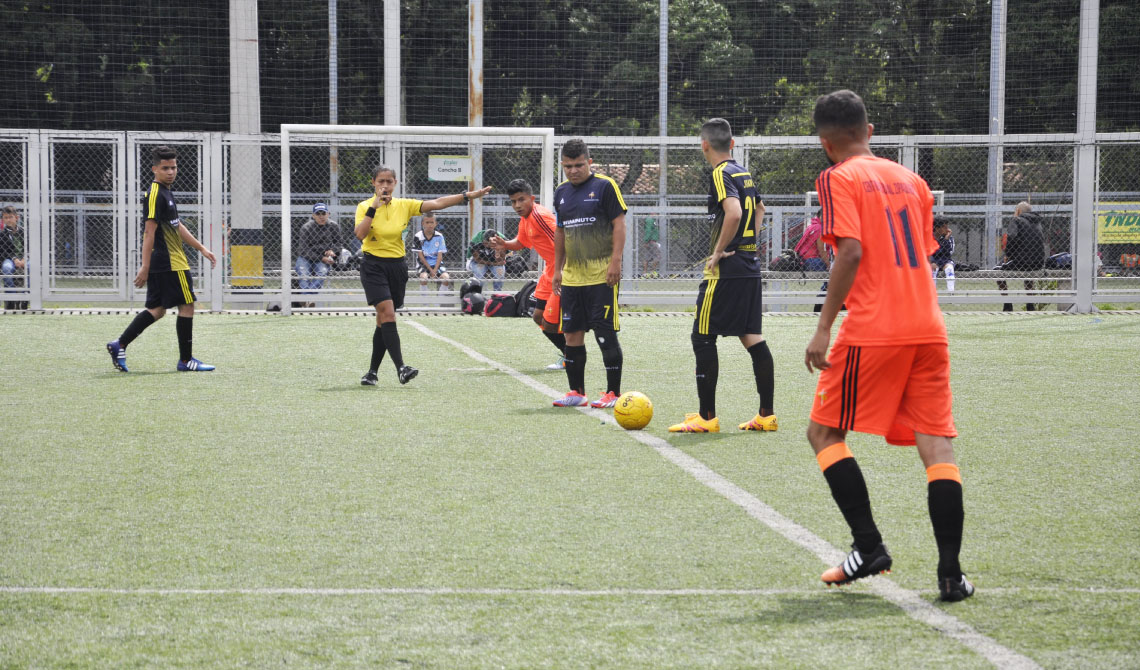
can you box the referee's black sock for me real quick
[692,333,718,420]
[176,316,193,362]
[118,310,156,348]
[747,340,775,416]
[564,345,587,394]
[380,321,404,369]
[542,330,567,355]
[370,326,387,371]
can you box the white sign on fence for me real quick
[428,155,472,182]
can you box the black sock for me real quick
[176,316,193,362]
[822,458,882,552]
[380,321,404,369]
[693,337,718,420]
[928,479,965,578]
[118,310,156,348]
[543,330,567,355]
[370,326,387,371]
[747,340,775,416]
[597,335,622,396]
[564,344,587,394]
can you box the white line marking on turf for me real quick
[405,319,1044,670]
[0,587,807,597]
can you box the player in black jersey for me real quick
[668,119,777,433]
[106,145,217,372]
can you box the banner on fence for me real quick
[1098,203,1140,243]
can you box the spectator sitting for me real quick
[1,206,27,310]
[997,201,1046,311]
[467,228,506,291]
[930,215,956,292]
[796,215,828,272]
[412,212,451,290]
[295,202,345,307]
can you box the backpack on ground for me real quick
[513,280,538,317]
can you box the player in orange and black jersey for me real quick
[805,90,973,602]
[668,118,777,434]
[106,145,217,373]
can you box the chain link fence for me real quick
[4,129,1138,311]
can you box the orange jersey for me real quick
[517,203,557,264]
[816,155,946,346]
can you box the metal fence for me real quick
[2,128,1139,312]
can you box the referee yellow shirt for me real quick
[355,197,423,258]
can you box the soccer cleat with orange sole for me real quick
[739,414,778,431]
[667,413,720,433]
[822,543,893,587]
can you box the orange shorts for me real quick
[534,266,562,328]
[542,291,562,329]
[810,343,957,446]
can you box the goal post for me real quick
[278,124,555,313]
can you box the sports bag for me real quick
[484,293,517,317]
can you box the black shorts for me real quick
[693,276,763,337]
[361,254,410,308]
[417,263,448,276]
[560,282,619,333]
[145,269,195,309]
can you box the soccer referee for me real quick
[355,165,491,386]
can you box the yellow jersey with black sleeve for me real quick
[142,181,190,272]
[553,174,627,286]
[355,197,423,258]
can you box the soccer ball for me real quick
[613,391,653,430]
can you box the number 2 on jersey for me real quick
[742,196,756,239]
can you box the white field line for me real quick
[405,319,1044,670]
[0,587,803,597]
[2,586,1135,597]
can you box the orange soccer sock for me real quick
[926,462,964,578]
[817,443,881,552]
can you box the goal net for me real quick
[274,125,555,312]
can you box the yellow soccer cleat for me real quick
[738,414,778,431]
[667,413,720,433]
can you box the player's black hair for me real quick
[700,118,733,152]
[373,164,397,179]
[813,90,868,137]
[934,215,952,231]
[506,179,534,196]
[561,138,589,160]
[151,145,177,165]
[1,205,17,216]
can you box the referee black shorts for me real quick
[145,269,195,309]
[560,282,619,333]
[360,254,410,308]
[693,276,764,337]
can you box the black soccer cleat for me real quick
[822,543,893,587]
[360,370,378,386]
[939,574,976,602]
[397,365,419,385]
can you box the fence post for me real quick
[27,131,44,310]
[1070,0,1099,313]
